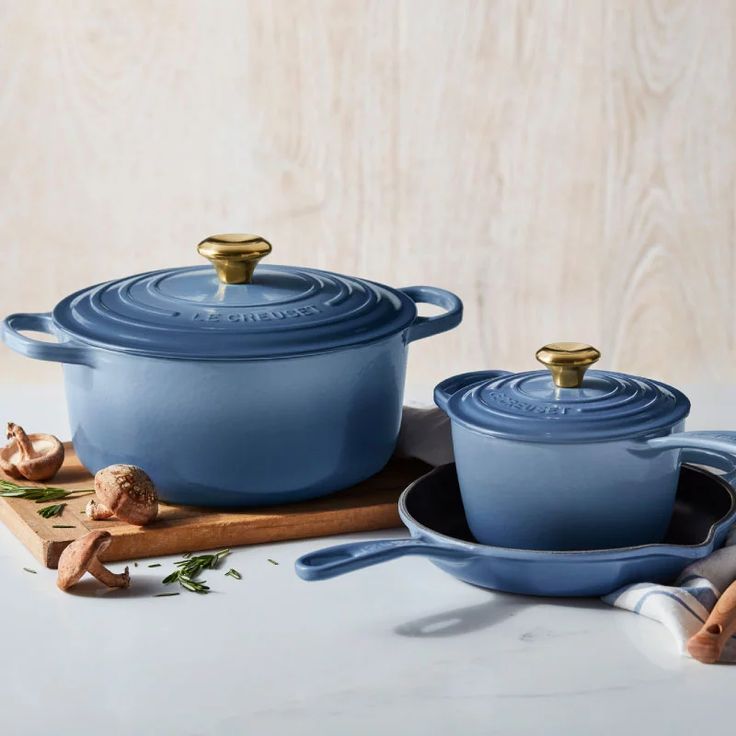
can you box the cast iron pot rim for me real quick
[444,411,690,445]
[48,312,413,363]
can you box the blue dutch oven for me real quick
[435,342,736,551]
[1,234,462,506]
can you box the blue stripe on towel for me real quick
[682,586,718,611]
[676,575,720,610]
[633,590,706,623]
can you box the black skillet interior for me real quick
[404,463,734,548]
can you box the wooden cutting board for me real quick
[0,443,429,568]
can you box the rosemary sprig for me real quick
[225,568,242,580]
[0,479,93,503]
[162,549,230,594]
[37,503,66,519]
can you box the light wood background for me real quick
[0,0,734,391]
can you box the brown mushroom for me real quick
[88,464,159,526]
[0,423,64,481]
[57,530,130,591]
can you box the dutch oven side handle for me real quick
[401,286,463,343]
[2,313,95,367]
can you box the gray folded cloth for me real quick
[396,405,454,466]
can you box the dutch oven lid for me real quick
[53,234,418,360]
[440,342,691,442]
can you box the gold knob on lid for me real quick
[535,342,601,388]
[197,233,272,284]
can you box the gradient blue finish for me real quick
[295,464,736,597]
[435,371,736,550]
[1,286,461,506]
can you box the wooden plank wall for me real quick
[0,0,733,390]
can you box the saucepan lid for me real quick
[52,234,419,360]
[437,342,691,442]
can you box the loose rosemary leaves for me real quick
[37,503,66,519]
[162,549,231,594]
[225,568,242,580]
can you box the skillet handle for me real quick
[401,286,463,342]
[2,312,95,367]
[646,431,736,485]
[295,538,468,581]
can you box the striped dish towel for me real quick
[602,528,736,662]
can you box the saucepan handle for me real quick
[646,431,736,486]
[434,370,512,412]
[2,312,95,367]
[295,538,469,581]
[401,286,463,342]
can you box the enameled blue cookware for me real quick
[1,234,462,506]
[434,343,736,551]
[295,463,736,597]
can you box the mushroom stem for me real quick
[86,557,130,588]
[7,423,36,460]
[86,499,114,520]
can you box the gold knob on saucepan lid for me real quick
[535,342,601,388]
[197,233,272,284]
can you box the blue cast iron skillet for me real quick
[295,464,736,597]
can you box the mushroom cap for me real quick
[0,432,64,481]
[57,530,113,590]
[94,465,158,525]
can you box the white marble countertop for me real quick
[1,383,736,736]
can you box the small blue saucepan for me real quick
[434,343,736,550]
[295,463,736,597]
[1,234,462,506]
